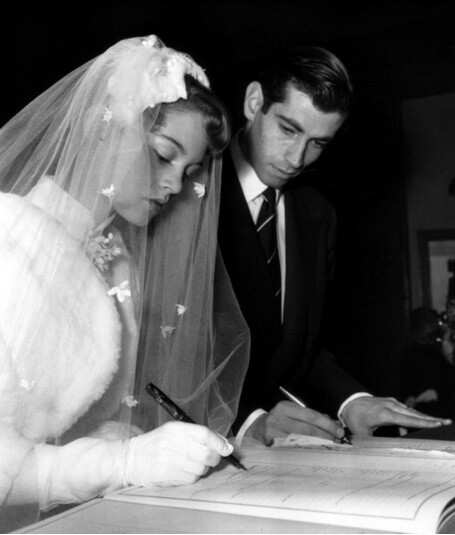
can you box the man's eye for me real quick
[279,124,295,135]
[312,140,327,149]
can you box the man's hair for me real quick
[257,45,353,116]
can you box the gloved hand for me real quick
[35,421,233,510]
[124,421,234,486]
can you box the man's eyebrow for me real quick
[277,114,304,133]
[277,114,334,141]
[160,134,185,154]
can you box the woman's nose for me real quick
[162,170,183,195]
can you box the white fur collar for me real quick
[26,175,95,241]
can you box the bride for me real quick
[0,34,249,529]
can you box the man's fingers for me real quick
[290,420,343,441]
[267,402,344,441]
[378,403,452,428]
[393,404,448,420]
[391,416,446,429]
[286,404,343,436]
[343,396,453,435]
[389,400,451,423]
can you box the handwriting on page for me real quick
[134,462,453,516]
[112,447,455,533]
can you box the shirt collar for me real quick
[230,130,279,203]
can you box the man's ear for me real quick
[243,81,264,122]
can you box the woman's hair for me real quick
[152,75,231,155]
[257,45,353,116]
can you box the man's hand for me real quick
[247,401,345,445]
[341,396,452,436]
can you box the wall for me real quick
[402,92,455,311]
[2,0,455,398]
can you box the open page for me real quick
[106,445,455,533]
[274,433,455,457]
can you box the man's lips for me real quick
[273,165,302,177]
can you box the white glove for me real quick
[35,421,234,510]
[124,421,234,487]
[35,437,125,510]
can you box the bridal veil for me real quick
[0,35,249,527]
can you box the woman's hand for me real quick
[7,422,232,509]
[124,421,234,487]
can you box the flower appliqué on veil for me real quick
[122,395,139,407]
[193,182,205,198]
[86,232,122,272]
[100,184,116,199]
[141,35,162,48]
[160,325,176,338]
[176,304,187,316]
[108,280,132,303]
[19,379,36,392]
[106,35,209,126]
[102,107,113,123]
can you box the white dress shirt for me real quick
[229,132,370,444]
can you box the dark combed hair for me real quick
[155,75,231,155]
[257,45,353,116]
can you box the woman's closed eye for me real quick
[155,150,201,182]
[155,150,172,164]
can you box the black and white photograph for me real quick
[2,1,455,533]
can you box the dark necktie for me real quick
[256,187,281,312]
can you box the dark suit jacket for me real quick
[218,151,366,431]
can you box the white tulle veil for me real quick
[0,34,249,529]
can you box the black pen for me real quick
[146,382,247,471]
[279,386,352,445]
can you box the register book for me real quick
[18,436,455,533]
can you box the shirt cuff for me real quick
[337,392,372,427]
[234,409,268,448]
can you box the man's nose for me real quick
[286,141,307,169]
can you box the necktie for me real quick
[256,187,281,311]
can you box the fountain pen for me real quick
[145,382,247,471]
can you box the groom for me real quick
[218,45,451,444]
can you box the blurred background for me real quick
[2,0,455,399]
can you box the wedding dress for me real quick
[0,35,249,529]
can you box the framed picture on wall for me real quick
[417,229,455,312]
